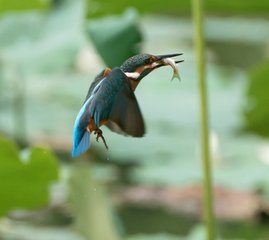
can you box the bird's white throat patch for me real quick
[125,72,140,79]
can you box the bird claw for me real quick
[94,129,109,150]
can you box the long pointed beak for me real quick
[175,60,184,64]
[156,53,183,60]
[152,54,184,69]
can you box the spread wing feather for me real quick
[108,80,145,137]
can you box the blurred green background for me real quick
[0,0,269,239]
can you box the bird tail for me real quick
[72,129,91,158]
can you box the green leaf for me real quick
[243,60,269,137]
[88,8,142,68]
[0,136,59,216]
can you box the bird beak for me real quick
[153,53,184,68]
[156,53,183,60]
[153,53,184,80]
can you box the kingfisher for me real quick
[72,53,183,157]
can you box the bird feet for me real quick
[94,129,108,150]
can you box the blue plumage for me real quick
[72,96,93,157]
[71,67,143,158]
[72,130,90,157]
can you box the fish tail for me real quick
[171,72,180,81]
[72,128,91,158]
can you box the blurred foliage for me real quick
[0,136,58,216]
[0,0,142,72]
[127,234,182,240]
[69,162,121,240]
[187,225,208,240]
[1,0,269,17]
[86,0,269,16]
[0,222,83,240]
[208,42,266,70]
[0,0,269,239]
[0,0,48,13]
[126,225,220,240]
[0,0,84,73]
[88,8,142,68]
[243,60,269,137]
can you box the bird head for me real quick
[120,53,183,81]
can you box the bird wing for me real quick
[83,67,111,104]
[89,67,145,137]
[107,70,145,137]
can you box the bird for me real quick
[72,53,183,157]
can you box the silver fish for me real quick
[163,58,180,81]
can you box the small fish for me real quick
[163,58,180,81]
